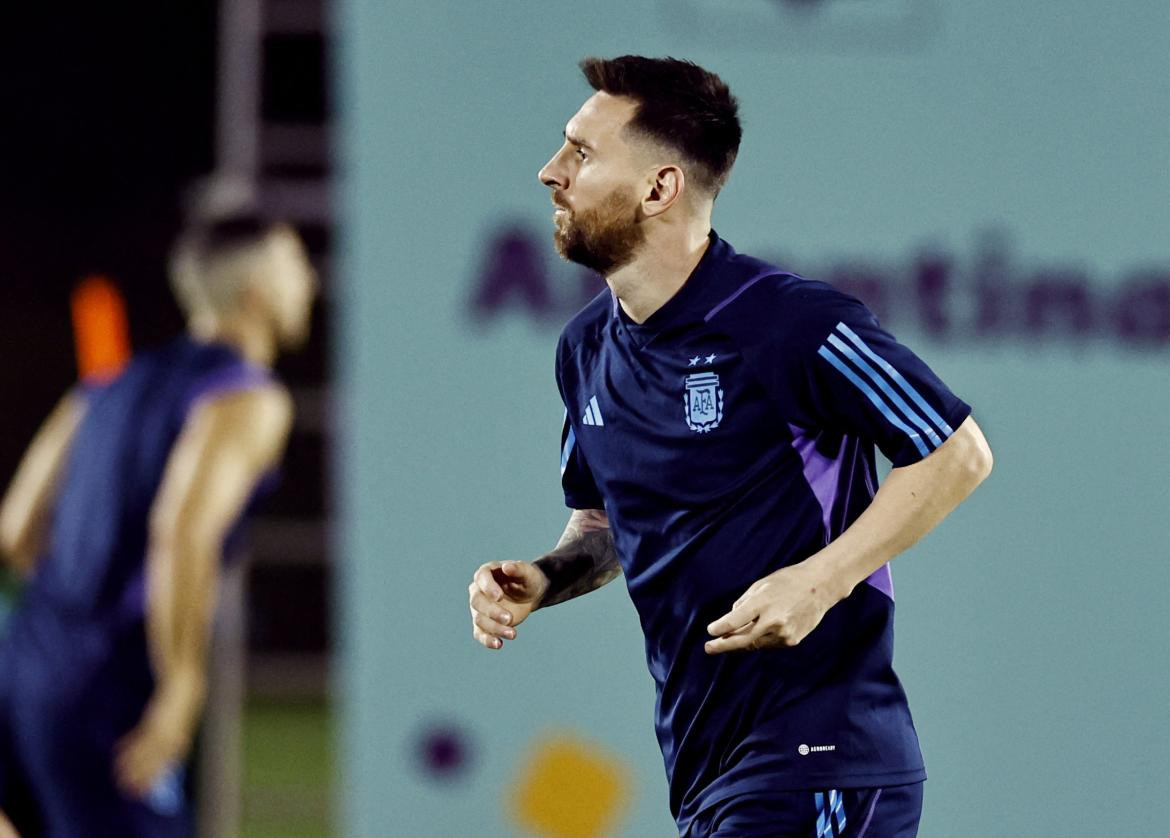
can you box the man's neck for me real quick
[189,315,276,368]
[607,222,712,324]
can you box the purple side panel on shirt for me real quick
[864,563,895,601]
[788,423,845,544]
[789,424,895,602]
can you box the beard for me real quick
[553,184,645,275]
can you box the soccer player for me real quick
[0,216,316,836]
[468,56,993,837]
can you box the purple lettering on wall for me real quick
[914,255,951,339]
[1115,272,1170,345]
[468,223,1170,349]
[470,229,552,319]
[1024,271,1095,338]
[829,264,893,326]
[971,230,1011,338]
[469,228,607,324]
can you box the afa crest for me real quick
[683,372,724,433]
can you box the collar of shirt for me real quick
[614,230,731,348]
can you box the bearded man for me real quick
[0,216,316,836]
[469,56,993,837]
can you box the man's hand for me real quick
[113,675,202,798]
[706,416,992,655]
[469,560,550,650]
[469,509,618,649]
[704,561,840,655]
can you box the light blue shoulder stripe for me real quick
[826,334,942,447]
[818,346,929,458]
[836,322,955,436]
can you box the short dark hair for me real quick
[170,213,287,314]
[580,55,741,196]
[178,213,279,268]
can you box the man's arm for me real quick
[533,508,621,609]
[0,809,17,838]
[707,415,992,653]
[0,390,86,575]
[469,508,620,650]
[114,385,293,795]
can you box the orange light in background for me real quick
[71,276,131,382]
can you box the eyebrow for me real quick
[564,129,594,150]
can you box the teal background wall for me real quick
[336,2,1169,834]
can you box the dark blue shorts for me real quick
[684,782,924,837]
[0,616,191,837]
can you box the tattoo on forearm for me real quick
[533,509,621,609]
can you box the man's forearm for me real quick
[145,535,219,732]
[533,509,621,609]
[809,415,993,602]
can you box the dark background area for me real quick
[0,2,333,666]
[0,2,215,450]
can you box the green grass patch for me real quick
[242,698,334,837]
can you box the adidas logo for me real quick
[582,395,605,427]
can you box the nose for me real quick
[538,151,567,191]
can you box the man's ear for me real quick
[238,269,272,317]
[641,165,686,218]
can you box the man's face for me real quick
[538,92,648,274]
[258,227,318,349]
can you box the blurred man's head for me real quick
[538,56,741,274]
[170,216,317,350]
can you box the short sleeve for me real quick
[559,413,605,509]
[555,332,606,510]
[736,281,971,468]
[798,291,970,466]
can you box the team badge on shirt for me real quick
[683,372,723,432]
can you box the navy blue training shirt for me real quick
[555,233,971,830]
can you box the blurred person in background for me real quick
[0,216,316,836]
[469,56,992,837]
